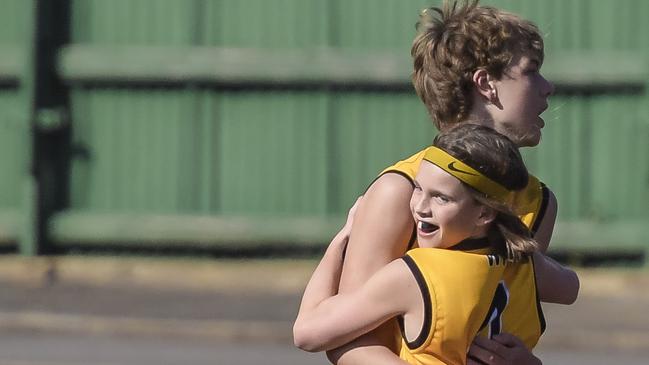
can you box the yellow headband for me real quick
[422,146,513,204]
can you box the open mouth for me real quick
[417,221,439,235]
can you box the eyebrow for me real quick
[413,179,451,197]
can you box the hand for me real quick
[341,196,363,239]
[327,196,363,259]
[467,333,541,365]
[335,196,363,248]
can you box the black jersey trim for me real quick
[399,255,432,350]
[449,236,491,251]
[367,170,415,192]
[530,183,550,236]
[530,254,547,334]
[368,170,417,250]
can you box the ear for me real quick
[476,206,497,226]
[472,69,497,103]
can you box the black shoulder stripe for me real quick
[364,170,417,250]
[400,255,432,349]
[530,255,547,335]
[366,170,415,193]
[530,183,550,235]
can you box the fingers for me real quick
[468,334,540,365]
[472,335,508,354]
[467,340,505,365]
[491,332,525,348]
[347,196,363,222]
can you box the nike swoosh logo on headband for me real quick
[447,162,477,176]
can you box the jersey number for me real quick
[479,281,510,338]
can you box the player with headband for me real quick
[294,124,562,365]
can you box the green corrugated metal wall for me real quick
[67,0,437,219]
[505,0,649,221]
[1,0,648,252]
[0,0,30,208]
[0,0,31,245]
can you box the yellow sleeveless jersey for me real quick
[380,148,550,234]
[398,241,543,365]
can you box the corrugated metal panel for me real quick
[332,0,429,50]
[69,88,207,213]
[485,0,590,51]
[0,0,31,43]
[0,0,31,209]
[589,94,649,219]
[0,91,27,207]
[64,0,649,226]
[329,92,432,212]
[70,89,333,217]
[218,91,329,216]
[71,0,195,44]
[525,92,649,221]
[204,0,329,47]
[523,96,591,220]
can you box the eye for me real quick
[434,194,450,203]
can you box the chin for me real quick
[517,131,542,147]
[417,237,441,249]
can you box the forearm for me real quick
[297,231,346,312]
[295,259,412,353]
[294,293,372,352]
[324,174,415,364]
[328,324,409,365]
[534,251,579,304]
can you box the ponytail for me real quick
[476,195,538,262]
[493,212,537,262]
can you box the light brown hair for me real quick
[412,0,544,130]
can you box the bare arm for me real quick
[532,188,558,253]
[327,173,415,365]
[294,257,416,352]
[531,189,580,304]
[533,252,579,304]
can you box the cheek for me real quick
[409,192,419,211]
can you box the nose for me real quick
[542,74,555,97]
[412,193,431,218]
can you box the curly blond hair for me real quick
[412,0,544,130]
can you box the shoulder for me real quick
[378,148,429,182]
[544,186,558,213]
[533,180,558,224]
[337,171,417,291]
[360,171,417,222]
[368,172,415,197]
[531,184,558,252]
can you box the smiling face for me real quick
[410,160,491,249]
[488,52,555,147]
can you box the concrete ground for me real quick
[0,255,648,360]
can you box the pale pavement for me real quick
[0,255,648,354]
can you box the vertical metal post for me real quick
[20,0,72,255]
[18,0,39,256]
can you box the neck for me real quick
[465,104,495,130]
[449,236,491,251]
